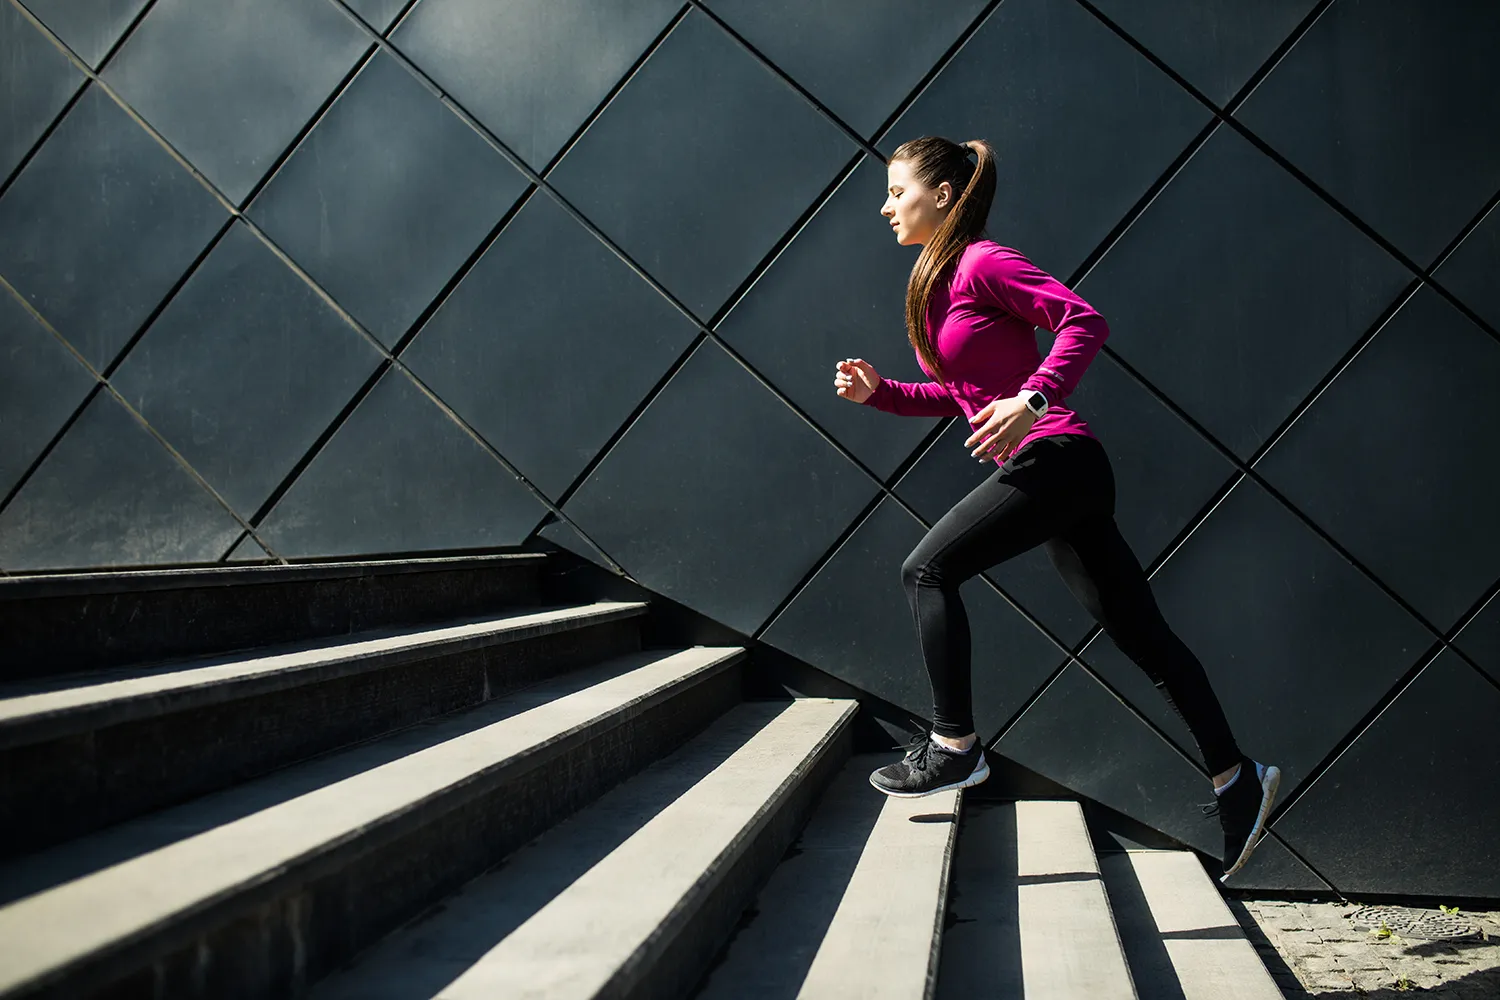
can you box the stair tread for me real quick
[696,754,960,1000]
[0,601,648,747]
[1015,800,1137,999]
[1101,850,1283,1000]
[313,697,858,1000]
[938,800,1137,1000]
[0,645,741,997]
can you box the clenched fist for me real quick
[833,358,881,404]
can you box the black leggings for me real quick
[901,432,1242,776]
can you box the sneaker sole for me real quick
[1219,764,1281,883]
[868,755,991,798]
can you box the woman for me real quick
[832,135,1279,881]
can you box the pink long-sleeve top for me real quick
[863,239,1109,463]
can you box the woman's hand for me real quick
[833,358,881,404]
[965,395,1037,462]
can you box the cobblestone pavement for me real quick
[1232,898,1500,997]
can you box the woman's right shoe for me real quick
[1203,758,1282,882]
[869,731,990,798]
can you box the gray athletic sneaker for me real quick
[1204,757,1282,882]
[869,731,991,798]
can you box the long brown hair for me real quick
[890,136,997,381]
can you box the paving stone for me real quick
[1236,899,1500,995]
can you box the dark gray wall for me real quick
[2,0,1497,898]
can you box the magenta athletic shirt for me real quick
[863,239,1109,463]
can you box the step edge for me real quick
[925,789,964,1000]
[0,602,651,748]
[0,553,550,603]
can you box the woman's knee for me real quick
[901,548,945,591]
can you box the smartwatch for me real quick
[1019,389,1049,418]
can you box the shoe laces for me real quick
[1200,799,1221,818]
[896,728,933,769]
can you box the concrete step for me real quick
[938,799,1138,999]
[0,645,745,1000]
[312,697,857,1000]
[1100,850,1283,1000]
[0,553,549,682]
[0,601,648,857]
[694,754,961,1000]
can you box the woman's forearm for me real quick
[864,376,964,416]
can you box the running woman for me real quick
[833,135,1279,881]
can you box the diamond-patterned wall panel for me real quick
[0,84,227,371]
[103,0,372,205]
[1,1,85,183]
[2,0,1497,897]
[256,367,548,558]
[716,157,943,481]
[882,0,1210,279]
[1434,201,1500,335]
[547,8,856,322]
[762,495,1064,740]
[401,191,698,501]
[1224,833,1333,894]
[1455,592,1500,686]
[1236,0,1500,267]
[394,0,681,171]
[1273,652,1500,898]
[20,0,150,69]
[1087,0,1315,106]
[0,390,244,570]
[225,532,273,563]
[342,0,406,34]
[1077,125,1411,459]
[703,0,987,140]
[564,339,877,636]
[249,49,529,346]
[0,288,97,501]
[109,222,384,517]
[1257,287,1500,631]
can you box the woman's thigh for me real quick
[905,436,1105,585]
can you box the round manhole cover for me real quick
[1347,905,1482,940]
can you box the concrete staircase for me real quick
[0,554,1283,999]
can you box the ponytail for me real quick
[891,137,997,382]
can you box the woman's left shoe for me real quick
[1204,757,1282,883]
[869,732,991,798]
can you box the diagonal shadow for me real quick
[692,755,886,1000]
[936,799,1024,998]
[1099,852,1189,1000]
[311,706,784,999]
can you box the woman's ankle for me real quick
[932,732,977,752]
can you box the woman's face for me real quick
[881,158,953,247]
